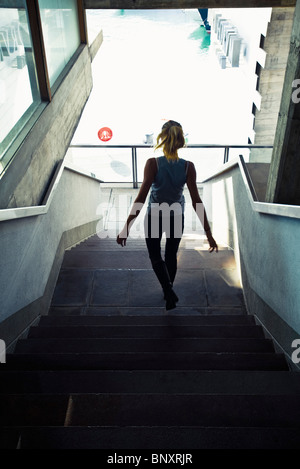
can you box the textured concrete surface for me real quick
[1,46,93,209]
[207,162,300,370]
[0,169,102,326]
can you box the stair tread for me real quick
[28,324,265,339]
[1,393,300,427]
[1,370,299,394]
[6,426,300,449]
[39,314,254,326]
[4,351,289,370]
[14,337,274,353]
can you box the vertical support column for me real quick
[132,147,138,189]
[77,0,88,44]
[223,146,230,163]
[26,0,51,102]
[266,0,300,205]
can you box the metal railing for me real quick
[69,144,273,188]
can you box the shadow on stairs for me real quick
[1,233,300,449]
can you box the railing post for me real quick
[132,147,138,188]
[223,147,230,164]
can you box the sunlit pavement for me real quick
[50,187,244,316]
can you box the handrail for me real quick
[70,143,273,188]
[203,155,300,220]
[0,160,102,222]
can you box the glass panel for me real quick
[137,147,225,184]
[68,145,220,185]
[136,147,156,183]
[38,0,80,87]
[179,147,225,182]
[227,147,247,162]
[66,146,133,184]
[0,3,41,173]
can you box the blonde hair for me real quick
[155,120,185,160]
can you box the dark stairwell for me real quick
[1,188,300,449]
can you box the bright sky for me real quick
[72,9,251,147]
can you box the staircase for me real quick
[1,231,300,449]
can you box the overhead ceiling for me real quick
[84,0,297,9]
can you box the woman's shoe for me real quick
[164,289,179,302]
[164,287,178,310]
[152,260,179,310]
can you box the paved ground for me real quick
[50,188,245,316]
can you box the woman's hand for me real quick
[117,226,128,247]
[207,232,218,253]
[117,234,127,247]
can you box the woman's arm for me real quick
[186,162,218,253]
[117,158,157,246]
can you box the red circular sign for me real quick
[98,127,113,142]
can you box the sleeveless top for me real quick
[147,156,189,213]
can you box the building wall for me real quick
[208,7,273,145]
[208,7,294,163]
[253,7,294,148]
[0,165,103,349]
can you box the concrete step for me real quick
[49,306,248,315]
[5,351,289,371]
[61,248,152,269]
[27,324,265,339]
[51,268,245,309]
[6,425,300,449]
[1,393,300,427]
[63,393,300,427]
[39,314,255,326]
[69,236,147,251]
[1,370,300,395]
[0,394,69,426]
[61,247,236,269]
[14,337,274,354]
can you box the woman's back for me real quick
[148,156,188,208]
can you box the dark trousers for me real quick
[144,211,184,284]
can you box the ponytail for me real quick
[155,120,185,160]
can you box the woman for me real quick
[117,120,218,310]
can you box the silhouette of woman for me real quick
[117,120,218,310]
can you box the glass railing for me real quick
[68,144,273,188]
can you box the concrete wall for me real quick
[0,165,103,349]
[0,29,105,348]
[0,45,93,209]
[204,162,300,365]
[253,7,294,148]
